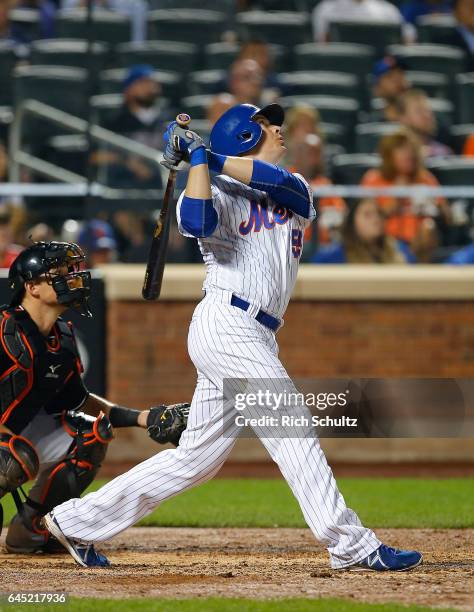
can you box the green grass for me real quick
[0,598,457,612]
[2,478,472,529]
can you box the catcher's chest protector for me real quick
[0,307,83,433]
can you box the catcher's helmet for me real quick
[210,102,285,156]
[8,241,92,316]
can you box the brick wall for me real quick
[108,300,474,410]
[104,298,474,462]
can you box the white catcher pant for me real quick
[53,290,381,568]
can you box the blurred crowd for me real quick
[0,0,474,265]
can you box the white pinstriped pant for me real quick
[53,290,381,568]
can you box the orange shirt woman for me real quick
[361,130,448,244]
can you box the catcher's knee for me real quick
[36,411,113,513]
[0,433,39,500]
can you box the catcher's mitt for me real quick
[147,403,190,447]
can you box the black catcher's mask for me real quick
[8,241,92,317]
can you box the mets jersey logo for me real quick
[239,200,293,236]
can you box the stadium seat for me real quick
[91,93,172,126]
[426,158,474,186]
[320,122,348,148]
[0,106,13,144]
[355,123,401,153]
[329,22,402,57]
[369,96,454,125]
[331,153,380,185]
[14,65,89,149]
[405,71,450,100]
[204,42,288,72]
[14,65,88,118]
[116,41,198,74]
[180,95,214,120]
[204,42,240,70]
[149,0,234,9]
[30,40,109,75]
[236,11,312,47]
[416,14,456,44]
[0,42,17,106]
[99,68,182,104]
[279,95,358,128]
[251,0,309,10]
[56,9,131,46]
[449,124,474,154]
[294,43,374,78]
[148,10,227,45]
[388,44,467,77]
[429,98,455,126]
[456,74,474,124]
[278,71,358,98]
[10,7,41,43]
[188,70,226,96]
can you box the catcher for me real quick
[0,241,189,556]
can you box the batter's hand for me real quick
[147,403,190,447]
[165,120,204,156]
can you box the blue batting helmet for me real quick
[210,103,284,156]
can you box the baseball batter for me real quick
[45,104,422,571]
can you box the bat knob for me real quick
[176,113,191,127]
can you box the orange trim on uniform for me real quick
[31,515,49,536]
[46,324,61,353]
[92,416,112,444]
[39,462,67,504]
[61,411,76,437]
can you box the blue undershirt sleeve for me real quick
[249,160,313,219]
[179,195,218,238]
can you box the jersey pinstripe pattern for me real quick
[51,173,381,568]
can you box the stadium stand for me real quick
[1,0,473,263]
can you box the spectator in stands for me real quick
[400,0,453,26]
[206,93,236,126]
[237,39,281,93]
[397,89,453,158]
[93,65,163,190]
[445,241,474,263]
[311,198,416,264]
[27,222,55,243]
[111,210,149,263]
[227,59,267,107]
[0,0,30,46]
[78,219,117,268]
[285,106,323,164]
[16,0,57,39]
[288,133,347,245]
[312,0,414,43]
[463,133,474,156]
[431,0,474,70]
[61,0,147,43]
[0,142,26,239]
[0,205,23,268]
[361,130,450,260]
[371,56,409,122]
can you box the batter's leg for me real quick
[50,373,237,542]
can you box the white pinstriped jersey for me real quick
[177,174,316,320]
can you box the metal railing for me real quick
[9,99,166,199]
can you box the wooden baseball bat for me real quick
[142,113,191,301]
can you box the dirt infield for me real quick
[1,528,473,609]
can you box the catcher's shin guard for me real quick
[5,412,113,553]
[0,433,39,539]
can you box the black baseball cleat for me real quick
[42,512,110,568]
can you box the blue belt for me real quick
[230,294,280,332]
